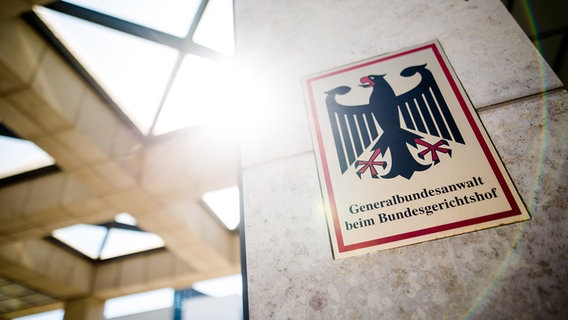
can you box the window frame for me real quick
[22,0,234,137]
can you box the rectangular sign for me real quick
[304,40,530,259]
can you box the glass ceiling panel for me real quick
[0,135,55,180]
[154,54,229,135]
[114,212,137,225]
[35,6,179,134]
[62,0,202,37]
[52,224,107,259]
[202,186,240,231]
[100,228,165,260]
[193,0,235,55]
[51,213,165,261]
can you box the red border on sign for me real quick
[306,43,522,254]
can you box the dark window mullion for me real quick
[180,0,233,60]
[0,122,19,138]
[45,1,185,50]
[22,11,140,136]
[113,221,148,232]
[149,46,230,136]
[185,42,231,61]
[183,0,209,41]
[96,227,112,260]
[0,165,59,187]
[149,53,185,135]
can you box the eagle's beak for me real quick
[359,76,375,88]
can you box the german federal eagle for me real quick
[325,64,465,179]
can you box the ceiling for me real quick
[0,0,240,319]
[0,0,565,319]
[0,279,60,316]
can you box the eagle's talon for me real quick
[356,148,386,178]
[415,138,451,164]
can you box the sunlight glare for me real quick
[190,62,275,143]
[193,0,235,55]
[154,54,228,135]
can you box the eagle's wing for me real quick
[396,65,465,144]
[326,94,379,173]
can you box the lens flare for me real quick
[464,1,552,318]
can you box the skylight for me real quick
[201,186,240,231]
[63,0,201,37]
[100,227,165,260]
[29,0,235,136]
[34,6,180,134]
[52,224,108,259]
[0,121,56,181]
[50,213,165,261]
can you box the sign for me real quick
[303,41,530,259]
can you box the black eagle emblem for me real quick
[325,64,465,179]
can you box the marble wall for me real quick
[236,0,567,319]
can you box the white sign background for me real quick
[304,41,530,259]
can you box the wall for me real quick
[236,0,567,319]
